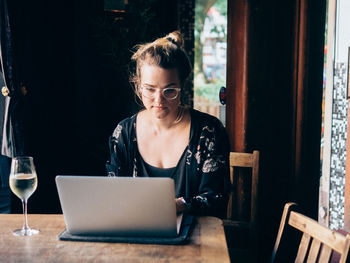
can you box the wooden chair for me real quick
[223,150,260,262]
[271,202,350,263]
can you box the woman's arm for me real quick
[106,124,130,177]
[186,122,230,218]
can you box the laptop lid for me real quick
[55,176,178,237]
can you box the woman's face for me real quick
[139,64,181,120]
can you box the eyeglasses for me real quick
[141,86,181,100]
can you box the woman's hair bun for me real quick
[165,31,184,49]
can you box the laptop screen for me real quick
[56,176,179,237]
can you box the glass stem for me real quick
[22,199,29,231]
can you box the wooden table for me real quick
[0,214,230,262]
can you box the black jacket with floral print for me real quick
[106,109,230,218]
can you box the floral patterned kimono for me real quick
[106,108,230,218]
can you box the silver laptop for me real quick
[56,176,181,237]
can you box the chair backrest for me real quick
[226,150,260,224]
[271,202,350,263]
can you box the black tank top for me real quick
[142,160,176,178]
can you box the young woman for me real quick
[106,31,229,218]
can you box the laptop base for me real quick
[58,215,194,245]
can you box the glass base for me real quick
[13,228,39,236]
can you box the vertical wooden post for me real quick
[292,0,307,187]
[225,0,249,153]
[225,0,250,221]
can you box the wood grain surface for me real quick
[0,215,230,263]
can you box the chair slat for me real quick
[289,211,347,253]
[339,235,350,263]
[295,233,311,263]
[306,239,321,263]
[271,203,350,263]
[270,203,296,263]
[229,152,253,167]
[318,245,332,263]
[250,151,259,224]
[225,150,260,259]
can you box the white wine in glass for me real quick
[9,156,39,236]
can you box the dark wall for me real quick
[8,0,178,213]
[247,0,296,254]
[245,0,326,261]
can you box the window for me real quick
[194,0,227,125]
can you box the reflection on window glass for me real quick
[194,0,227,124]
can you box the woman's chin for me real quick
[151,108,171,120]
[152,112,168,120]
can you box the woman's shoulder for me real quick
[111,114,137,138]
[189,108,230,152]
[118,114,137,127]
[190,108,224,129]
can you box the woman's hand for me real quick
[175,197,187,213]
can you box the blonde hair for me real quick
[130,31,192,101]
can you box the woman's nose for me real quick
[154,90,164,102]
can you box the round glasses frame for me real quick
[141,86,181,100]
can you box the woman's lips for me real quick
[153,105,165,109]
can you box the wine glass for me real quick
[9,156,39,236]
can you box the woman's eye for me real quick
[145,87,155,93]
[164,89,176,94]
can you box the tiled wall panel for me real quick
[329,62,348,229]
